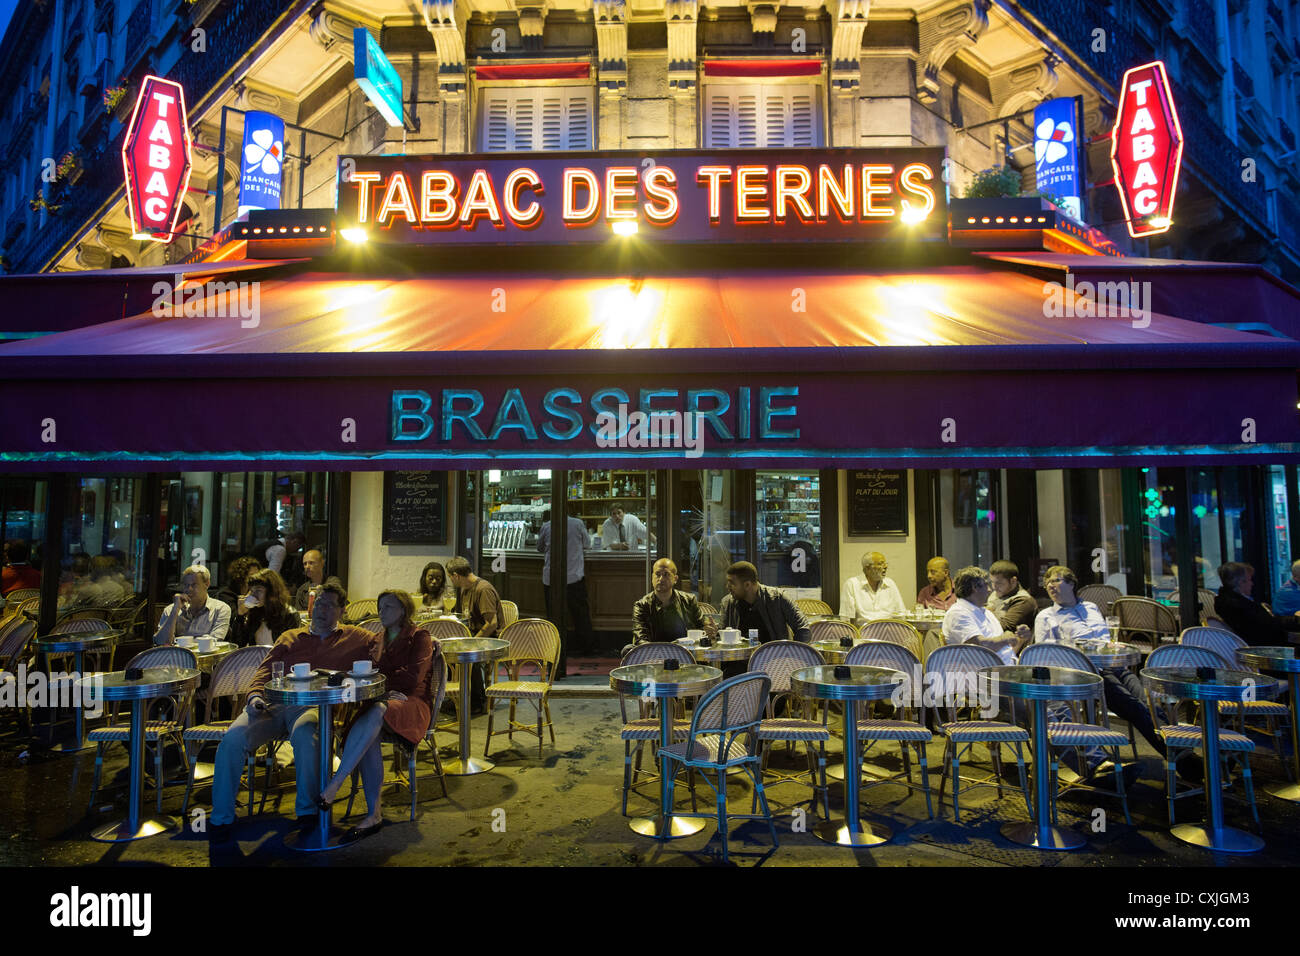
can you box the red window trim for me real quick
[703,59,822,78]
[474,63,591,81]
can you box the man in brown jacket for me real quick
[209,583,378,845]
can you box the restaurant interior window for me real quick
[59,477,148,617]
[477,85,594,152]
[480,469,550,615]
[702,81,823,148]
[214,471,313,588]
[1141,468,1179,602]
[567,469,657,552]
[0,478,46,561]
[672,470,748,605]
[756,471,820,589]
[1061,469,1129,592]
[938,469,999,572]
[1267,465,1292,595]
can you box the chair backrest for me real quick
[1180,626,1245,667]
[747,640,824,695]
[125,646,199,670]
[500,600,519,628]
[344,599,378,623]
[1113,596,1178,635]
[621,642,696,667]
[688,673,771,764]
[17,597,40,619]
[1146,643,1230,669]
[496,618,561,677]
[922,643,1005,722]
[795,599,833,616]
[698,603,718,617]
[1197,589,1222,624]
[1017,641,1100,675]
[0,618,36,669]
[859,620,924,661]
[6,588,39,607]
[357,619,385,634]
[844,639,920,676]
[50,617,112,635]
[809,619,856,645]
[1077,584,1121,617]
[206,645,272,701]
[427,651,448,728]
[424,618,471,640]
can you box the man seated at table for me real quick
[1271,560,1300,617]
[208,583,378,846]
[917,556,957,611]
[941,566,1027,664]
[447,556,497,712]
[1216,561,1300,645]
[840,551,906,626]
[719,561,810,643]
[628,559,716,654]
[987,560,1038,632]
[154,565,231,645]
[293,549,344,611]
[1035,564,1172,779]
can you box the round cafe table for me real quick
[1140,665,1278,854]
[977,665,1103,851]
[265,670,387,851]
[1068,640,1143,670]
[190,640,237,673]
[790,664,906,847]
[76,666,200,842]
[688,638,759,664]
[610,662,721,839]
[812,639,857,665]
[440,637,509,775]
[35,629,123,754]
[1234,647,1300,803]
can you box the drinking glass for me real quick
[271,661,285,683]
[443,591,457,614]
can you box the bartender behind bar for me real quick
[600,506,654,551]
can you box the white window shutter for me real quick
[705,82,822,148]
[513,91,538,150]
[480,86,593,151]
[736,90,761,147]
[564,90,593,149]
[483,92,513,151]
[704,89,737,148]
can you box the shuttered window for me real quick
[704,83,822,148]
[477,86,594,151]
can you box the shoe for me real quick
[208,823,235,846]
[295,814,318,836]
[341,821,383,844]
[313,794,333,813]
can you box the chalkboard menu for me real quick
[383,471,447,545]
[847,470,908,536]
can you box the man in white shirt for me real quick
[600,506,652,551]
[941,566,1029,665]
[840,551,906,625]
[264,532,287,574]
[154,564,232,645]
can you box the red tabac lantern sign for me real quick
[1110,60,1183,239]
[122,75,193,242]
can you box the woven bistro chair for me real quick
[346,649,450,822]
[1018,642,1133,825]
[357,619,385,635]
[17,597,40,620]
[844,641,934,818]
[5,588,39,611]
[0,616,36,671]
[809,619,857,645]
[344,599,378,624]
[500,600,519,629]
[746,641,831,819]
[1181,626,1290,773]
[1077,585,1122,618]
[88,646,199,814]
[924,644,1031,823]
[617,643,696,816]
[859,620,925,664]
[698,603,719,618]
[1143,643,1261,828]
[1197,589,1224,626]
[796,599,833,617]
[180,645,272,816]
[484,618,561,759]
[1113,596,1178,653]
[50,616,120,673]
[660,673,779,863]
[424,618,471,734]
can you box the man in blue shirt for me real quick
[538,508,597,660]
[1271,560,1300,617]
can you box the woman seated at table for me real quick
[317,587,435,842]
[417,561,451,611]
[230,569,301,647]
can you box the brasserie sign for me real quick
[337,148,946,244]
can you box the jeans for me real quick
[211,704,318,826]
[1054,667,1165,772]
[545,578,596,654]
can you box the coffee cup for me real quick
[720,628,740,645]
[686,629,704,642]
[197,637,214,652]
[354,660,374,676]
[292,662,311,679]
[176,636,196,648]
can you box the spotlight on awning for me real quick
[612,220,638,237]
[899,204,927,225]
[1147,216,1172,229]
[340,227,369,243]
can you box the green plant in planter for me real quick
[29,191,61,215]
[103,84,128,111]
[56,151,82,182]
[963,166,1023,199]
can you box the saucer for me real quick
[348,670,379,679]
[286,670,321,681]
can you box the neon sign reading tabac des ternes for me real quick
[1110,61,1183,239]
[121,75,193,243]
[336,148,946,245]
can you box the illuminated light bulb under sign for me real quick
[612,220,638,236]
[339,228,369,243]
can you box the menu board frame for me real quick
[847,469,908,536]
[382,470,447,545]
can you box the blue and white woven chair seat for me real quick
[1218,700,1289,716]
[941,720,1029,743]
[856,719,932,742]
[88,721,183,742]
[1047,722,1130,747]
[660,733,754,768]
[485,680,549,699]
[1159,723,1255,752]
[182,722,237,742]
[756,718,831,742]
[620,718,691,741]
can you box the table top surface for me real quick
[609,663,722,697]
[265,671,387,705]
[979,665,1103,700]
[685,639,758,659]
[1237,646,1300,672]
[1141,665,1278,701]
[438,637,508,662]
[791,664,906,700]
[1061,640,1145,665]
[36,629,123,651]
[78,666,200,700]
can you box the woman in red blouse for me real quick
[317,588,436,841]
